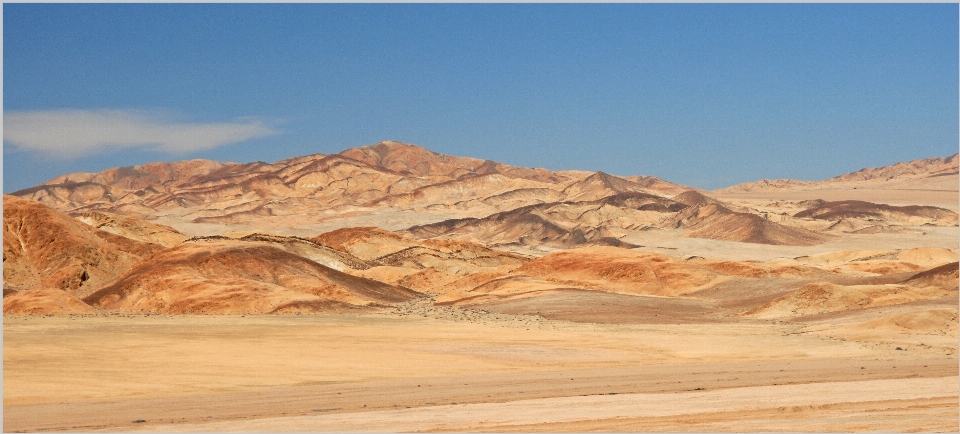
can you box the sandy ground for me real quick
[4,310,956,432]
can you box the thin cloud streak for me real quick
[3,109,279,158]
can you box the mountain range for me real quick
[4,141,957,316]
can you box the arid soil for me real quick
[4,312,956,432]
[4,143,958,431]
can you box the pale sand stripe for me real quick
[136,376,958,432]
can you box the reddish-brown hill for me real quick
[83,239,421,314]
[3,195,166,297]
[902,262,959,290]
[667,203,832,246]
[405,203,618,248]
[3,288,99,314]
[512,246,724,297]
[404,192,690,248]
[312,227,420,260]
[794,200,958,225]
[10,141,697,230]
[71,211,188,247]
[716,153,959,193]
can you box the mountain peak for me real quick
[338,141,483,177]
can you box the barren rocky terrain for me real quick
[4,141,958,431]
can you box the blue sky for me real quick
[4,3,958,192]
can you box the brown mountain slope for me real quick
[828,154,959,183]
[341,141,584,184]
[716,154,959,193]
[371,241,529,271]
[10,141,696,232]
[793,200,958,225]
[404,192,689,248]
[338,140,488,179]
[83,239,422,314]
[742,279,956,319]
[513,246,724,297]
[3,288,99,314]
[312,227,421,261]
[311,227,530,294]
[233,233,371,271]
[560,172,651,202]
[672,190,724,207]
[667,203,833,246]
[15,159,236,212]
[903,262,959,290]
[368,173,557,210]
[71,211,188,247]
[3,195,165,297]
[624,176,702,196]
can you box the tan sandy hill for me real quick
[435,246,846,308]
[340,141,577,184]
[743,263,958,319]
[793,200,958,226]
[2,195,167,298]
[791,247,958,275]
[373,238,528,272]
[312,226,422,260]
[405,189,838,248]
[828,154,959,183]
[82,238,422,314]
[665,202,833,246]
[559,171,654,202]
[902,261,959,290]
[71,211,189,247]
[403,199,656,249]
[716,153,959,193]
[415,241,953,320]
[3,288,99,314]
[509,246,726,297]
[310,227,530,294]
[15,159,236,211]
[365,173,559,211]
[233,233,371,271]
[10,141,698,232]
[624,175,705,196]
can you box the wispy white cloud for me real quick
[3,109,279,158]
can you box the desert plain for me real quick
[4,141,959,432]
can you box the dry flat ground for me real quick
[4,309,957,432]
